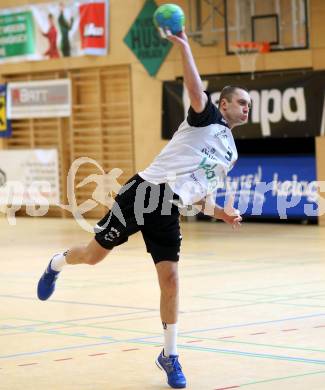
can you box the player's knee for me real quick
[85,257,101,266]
[82,250,104,266]
[160,271,179,294]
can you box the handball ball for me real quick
[153,4,185,35]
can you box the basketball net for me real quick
[232,41,270,80]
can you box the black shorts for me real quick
[94,174,181,263]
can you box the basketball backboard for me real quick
[224,0,309,54]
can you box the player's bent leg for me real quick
[37,238,110,301]
[65,238,111,265]
[155,261,186,389]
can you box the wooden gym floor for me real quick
[1,217,325,390]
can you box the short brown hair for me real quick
[218,85,248,108]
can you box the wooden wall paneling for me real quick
[69,68,106,219]
[68,65,134,220]
[30,71,66,217]
[68,68,77,220]
[101,65,134,184]
[97,67,107,218]
[6,120,33,149]
[57,117,70,218]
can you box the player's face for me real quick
[222,89,251,128]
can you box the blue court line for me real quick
[186,300,286,313]
[0,312,154,333]
[267,302,325,309]
[242,291,325,299]
[0,315,127,329]
[0,341,116,359]
[181,264,293,279]
[3,319,162,336]
[0,325,115,340]
[4,311,325,338]
[94,313,160,324]
[194,295,262,302]
[187,297,325,312]
[239,289,325,297]
[53,327,325,356]
[121,339,325,366]
[240,368,325,387]
[1,310,325,366]
[191,288,325,307]
[229,279,325,293]
[0,294,156,311]
[185,335,325,354]
[179,312,325,334]
[4,321,325,356]
[185,299,325,313]
[221,289,325,300]
[11,311,160,330]
[57,277,156,288]
[3,332,325,367]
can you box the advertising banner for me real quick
[0,84,11,137]
[0,11,35,60]
[0,149,60,206]
[162,70,325,139]
[216,155,318,219]
[0,0,109,63]
[124,0,172,76]
[79,1,107,55]
[7,79,71,119]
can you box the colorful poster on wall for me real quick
[79,1,108,55]
[7,79,71,119]
[0,11,35,60]
[0,0,109,63]
[0,84,11,138]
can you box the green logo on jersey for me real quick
[199,157,217,180]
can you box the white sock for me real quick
[50,252,67,272]
[163,322,178,356]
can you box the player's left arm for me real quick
[195,195,242,229]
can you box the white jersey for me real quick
[139,93,238,205]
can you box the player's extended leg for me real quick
[37,238,110,301]
[156,260,179,325]
[155,260,186,389]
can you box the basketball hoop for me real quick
[232,41,270,79]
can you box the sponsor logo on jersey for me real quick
[201,147,218,161]
[214,128,227,138]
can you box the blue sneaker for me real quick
[156,350,186,388]
[37,259,60,301]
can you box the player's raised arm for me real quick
[163,30,207,114]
